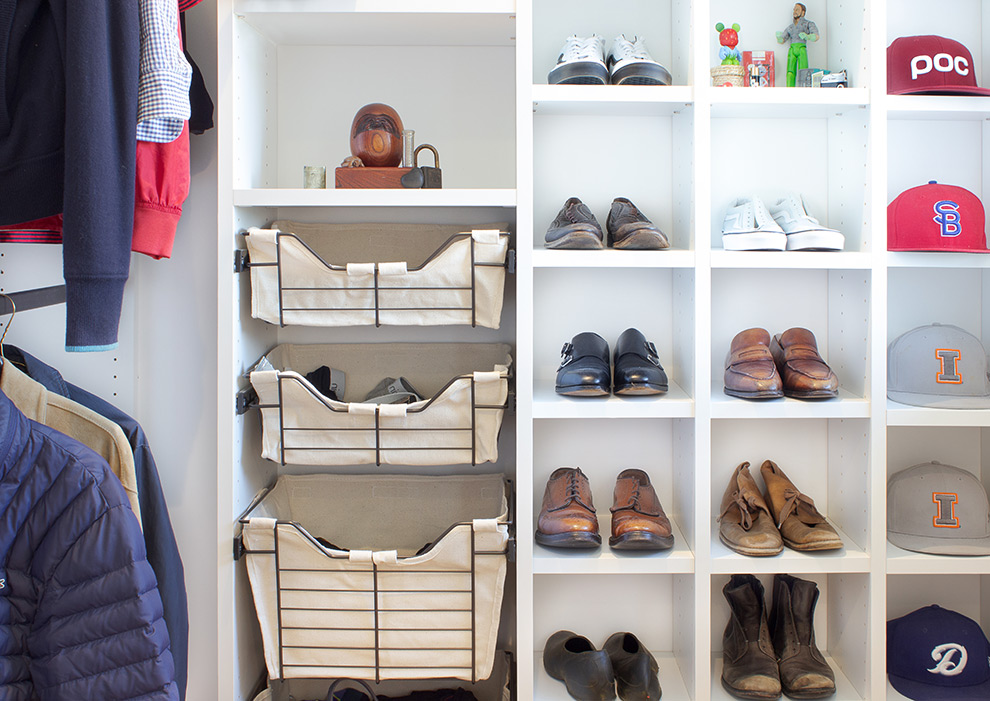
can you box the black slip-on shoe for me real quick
[607,198,669,250]
[603,632,662,701]
[544,631,617,701]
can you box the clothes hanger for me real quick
[0,291,15,369]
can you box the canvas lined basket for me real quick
[244,221,511,329]
[238,473,512,683]
[248,343,512,466]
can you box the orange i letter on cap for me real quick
[933,492,960,528]
[935,348,962,384]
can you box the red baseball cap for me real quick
[888,181,989,252]
[888,35,990,96]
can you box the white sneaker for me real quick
[548,35,608,85]
[721,197,787,251]
[769,194,845,251]
[607,35,672,86]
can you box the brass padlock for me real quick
[400,144,442,189]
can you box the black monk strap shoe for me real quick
[544,630,617,701]
[556,332,611,397]
[613,328,668,396]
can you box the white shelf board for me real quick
[711,389,870,419]
[534,380,694,419]
[532,85,694,117]
[711,525,869,574]
[707,87,869,119]
[887,94,990,121]
[886,541,990,574]
[234,3,516,46]
[886,400,990,427]
[886,251,990,267]
[536,652,690,701]
[532,248,696,268]
[233,188,516,208]
[711,250,872,269]
[534,518,694,575]
[713,654,864,701]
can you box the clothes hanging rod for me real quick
[0,285,66,315]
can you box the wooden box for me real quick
[334,166,412,189]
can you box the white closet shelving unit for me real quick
[216,1,990,700]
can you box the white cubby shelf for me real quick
[216,1,990,700]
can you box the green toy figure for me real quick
[777,3,819,87]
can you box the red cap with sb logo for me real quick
[888,181,989,253]
[888,35,990,95]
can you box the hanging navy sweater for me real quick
[0,0,138,351]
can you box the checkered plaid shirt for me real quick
[137,0,192,143]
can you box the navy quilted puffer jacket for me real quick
[0,388,177,699]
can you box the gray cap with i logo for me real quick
[888,461,990,555]
[888,323,990,408]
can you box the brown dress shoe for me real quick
[609,468,674,551]
[770,328,838,399]
[760,460,842,552]
[536,467,601,549]
[724,328,784,399]
[718,462,784,557]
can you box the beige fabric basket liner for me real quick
[250,343,512,466]
[242,473,509,682]
[245,221,510,329]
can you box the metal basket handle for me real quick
[324,678,379,701]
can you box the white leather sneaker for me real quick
[607,35,672,86]
[721,197,787,251]
[548,35,608,85]
[769,194,845,251]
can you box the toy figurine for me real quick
[777,3,819,87]
[347,103,404,168]
[716,23,742,65]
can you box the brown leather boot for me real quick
[536,467,601,549]
[769,575,836,699]
[724,328,785,400]
[722,574,782,700]
[770,328,838,399]
[609,468,674,551]
[760,460,842,552]
[718,462,784,557]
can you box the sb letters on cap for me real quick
[888,181,989,253]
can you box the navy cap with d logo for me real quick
[888,605,990,700]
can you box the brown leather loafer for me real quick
[761,460,842,552]
[770,328,838,399]
[718,462,784,557]
[724,328,784,400]
[609,469,674,551]
[536,467,601,549]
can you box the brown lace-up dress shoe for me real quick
[718,462,784,557]
[536,467,601,549]
[770,328,838,399]
[724,329,784,399]
[609,469,674,551]
[606,197,669,250]
[769,575,836,699]
[722,574,782,700]
[761,460,842,552]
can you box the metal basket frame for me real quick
[236,482,515,683]
[245,230,513,328]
